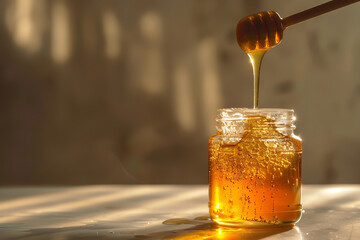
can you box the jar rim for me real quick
[216,108,297,136]
[217,108,294,114]
[217,108,296,122]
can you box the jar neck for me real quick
[216,108,296,137]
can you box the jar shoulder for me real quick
[289,134,302,151]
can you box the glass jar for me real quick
[208,108,302,227]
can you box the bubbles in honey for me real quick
[208,116,302,226]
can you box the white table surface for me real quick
[0,185,359,239]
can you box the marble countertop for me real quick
[0,185,359,239]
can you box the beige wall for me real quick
[1,0,360,184]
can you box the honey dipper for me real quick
[236,0,360,52]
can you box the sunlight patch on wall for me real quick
[51,0,71,64]
[139,11,165,95]
[102,10,121,59]
[5,0,45,53]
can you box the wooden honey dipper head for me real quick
[236,11,284,53]
[236,0,360,53]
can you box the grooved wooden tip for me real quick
[236,11,284,53]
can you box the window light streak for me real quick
[139,11,165,95]
[102,10,121,59]
[46,187,207,228]
[0,186,108,212]
[51,0,71,64]
[5,0,45,53]
[140,11,162,43]
[197,38,222,135]
[0,186,171,224]
[324,187,355,194]
[303,186,358,209]
[340,199,360,209]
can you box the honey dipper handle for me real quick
[282,0,360,28]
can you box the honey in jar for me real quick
[208,108,302,227]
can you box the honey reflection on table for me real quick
[162,218,299,240]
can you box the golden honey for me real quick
[208,108,302,227]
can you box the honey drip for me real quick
[236,11,284,108]
[248,52,265,109]
[208,116,302,226]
